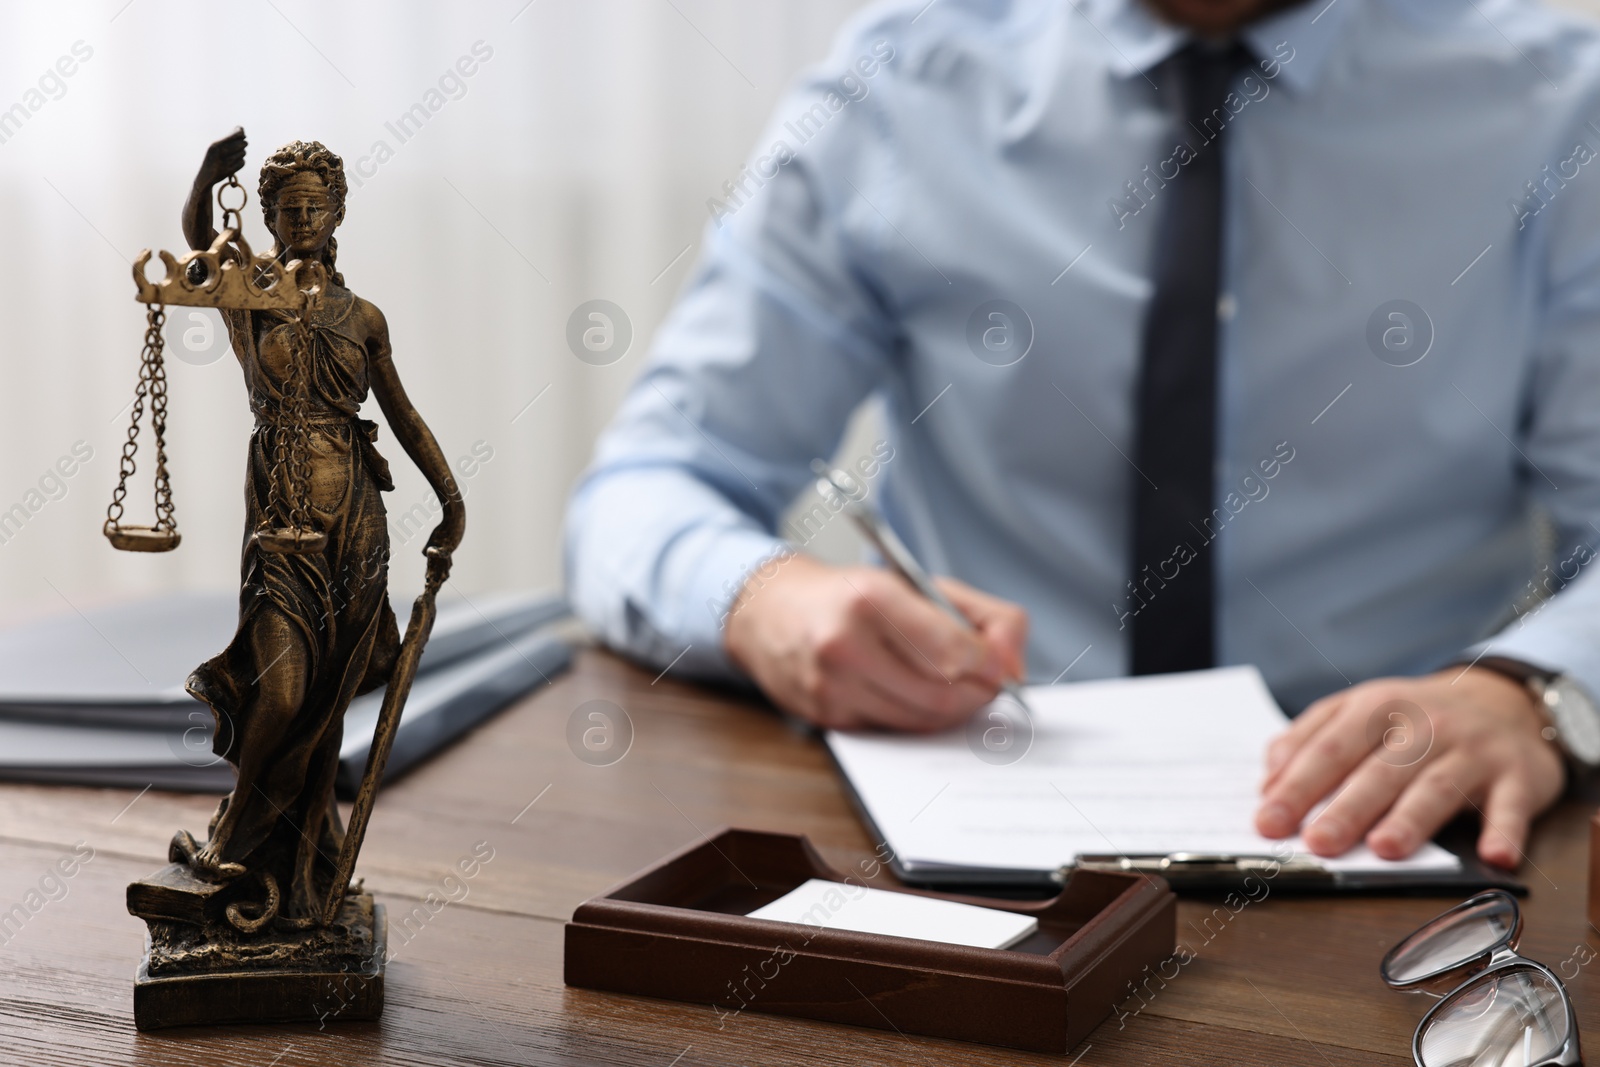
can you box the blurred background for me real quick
[0,0,1595,623]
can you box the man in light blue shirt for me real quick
[566,0,1600,870]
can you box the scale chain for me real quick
[149,308,175,531]
[261,310,317,543]
[104,304,178,537]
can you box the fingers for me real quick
[857,632,1000,730]
[841,572,999,686]
[1262,692,1344,787]
[1364,753,1483,860]
[935,577,1029,681]
[1255,697,1377,839]
[1477,773,1541,870]
[810,628,996,732]
[800,669,905,732]
[858,669,993,732]
[1297,753,1423,856]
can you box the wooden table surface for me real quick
[2,646,1597,1066]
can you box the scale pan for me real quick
[104,525,182,553]
[255,527,327,555]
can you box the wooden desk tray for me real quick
[564,827,1175,1053]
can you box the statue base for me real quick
[128,863,386,1031]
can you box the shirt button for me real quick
[1217,293,1237,321]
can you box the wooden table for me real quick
[2,646,1596,1065]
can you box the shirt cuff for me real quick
[653,525,794,682]
[1461,625,1600,717]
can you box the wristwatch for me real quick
[1470,657,1600,775]
[1527,673,1600,774]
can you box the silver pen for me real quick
[810,460,1035,719]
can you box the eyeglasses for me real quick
[1381,890,1582,1066]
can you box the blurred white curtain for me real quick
[0,0,871,621]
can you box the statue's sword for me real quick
[322,552,450,925]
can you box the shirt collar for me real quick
[1071,0,1355,95]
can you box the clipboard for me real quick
[818,665,1530,899]
[828,746,1527,898]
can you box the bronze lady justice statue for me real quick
[122,128,464,1027]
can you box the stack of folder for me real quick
[0,589,571,795]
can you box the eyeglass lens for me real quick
[1386,893,1519,986]
[1416,965,1567,1067]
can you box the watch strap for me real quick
[1462,655,1555,688]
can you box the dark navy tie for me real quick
[1130,42,1255,675]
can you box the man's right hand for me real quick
[723,553,1029,732]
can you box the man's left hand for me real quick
[1254,668,1565,869]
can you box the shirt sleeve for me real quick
[563,49,901,680]
[1464,129,1600,701]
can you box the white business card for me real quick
[746,878,1038,950]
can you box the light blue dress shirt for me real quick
[565,0,1600,713]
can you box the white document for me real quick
[747,878,1038,949]
[825,666,1459,876]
